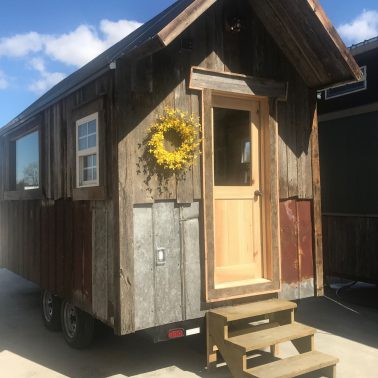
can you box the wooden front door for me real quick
[213,95,263,288]
[203,91,279,301]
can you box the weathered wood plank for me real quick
[202,89,215,300]
[176,57,194,204]
[277,102,289,199]
[115,58,134,335]
[296,78,313,199]
[286,81,299,199]
[55,200,65,297]
[310,102,324,296]
[190,67,287,100]
[153,202,183,325]
[267,99,281,292]
[190,92,202,200]
[181,202,204,320]
[92,202,108,322]
[157,0,217,46]
[48,200,56,294]
[204,2,224,72]
[83,201,92,312]
[63,200,73,301]
[133,206,155,330]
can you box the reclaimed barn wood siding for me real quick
[279,200,314,300]
[0,0,320,335]
[117,0,314,205]
[0,72,116,326]
[116,0,317,332]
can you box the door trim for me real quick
[202,89,281,302]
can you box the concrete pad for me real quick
[0,268,377,377]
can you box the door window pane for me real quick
[16,131,39,190]
[213,108,251,186]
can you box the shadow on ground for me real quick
[294,282,378,350]
[0,269,377,377]
[0,269,233,378]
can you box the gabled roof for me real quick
[1,0,361,133]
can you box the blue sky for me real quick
[0,0,377,127]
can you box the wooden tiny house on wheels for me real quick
[0,0,360,375]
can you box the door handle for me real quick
[254,190,263,198]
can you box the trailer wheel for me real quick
[41,290,61,331]
[61,301,94,349]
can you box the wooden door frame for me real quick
[202,89,281,302]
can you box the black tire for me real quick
[41,290,61,331]
[61,301,94,349]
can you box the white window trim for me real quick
[76,112,99,188]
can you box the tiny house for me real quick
[319,36,378,284]
[0,0,360,375]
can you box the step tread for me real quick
[227,322,315,352]
[245,351,339,378]
[209,300,296,322]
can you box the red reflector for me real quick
[167,328,185,339]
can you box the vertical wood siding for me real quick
[0,0,320,334]
[118,0,314,206]
[0,72,116,325]
[323,215,378,283]
[0,200,92,310]
[279,199,314,300]
[115,0,318,332]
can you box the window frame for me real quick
[71,97,107,201]
[3,117,43,200]
[76,112,99,188]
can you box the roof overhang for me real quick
[248,0,362,89]
[153,0,362,89]
[1,0,361,133]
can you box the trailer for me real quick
[0,0,360,376]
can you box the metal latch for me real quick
[254,190,263,198]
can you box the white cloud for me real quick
[0,70,9,89]
[0,18,141,94]
[100,19,142,46]
[29,57,46,72]
[44,25,105,67]
[338,9,378,45]
[27,57,66,95]
[0,32,46,57]
[0,18,142,68]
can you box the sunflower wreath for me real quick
[147,108,201,172]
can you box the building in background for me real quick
[318,36,378,284]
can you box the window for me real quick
[3,118,42,200]
[14,131,40,191]
[76,113,99,188]
[325,66,367,99]
[213,108,251,186]
[5,129,41,192]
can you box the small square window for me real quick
[76,113,99,188]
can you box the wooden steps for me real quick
[228,322,315,352]
[207,299,338,378]
[246,351,339,378]
[210,300,297,322]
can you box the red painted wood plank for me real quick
[280,200,299,284]
[297,201,314,280]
